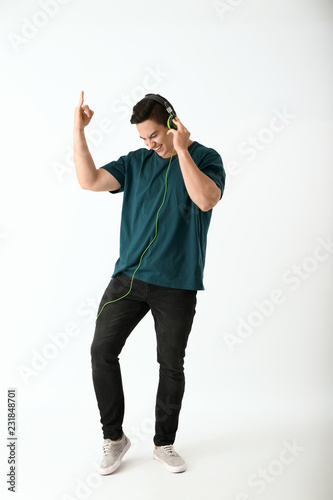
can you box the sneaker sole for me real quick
[153,452,187,473]
[99,439,131,475]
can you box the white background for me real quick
[0,0,332,499]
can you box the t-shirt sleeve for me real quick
[99,154,127,194]
[196,148,226,200]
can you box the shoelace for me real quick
[102,442,112,455]
[161,445,179,457]
[103,441,121,455]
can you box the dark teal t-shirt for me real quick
[100,141,225,290]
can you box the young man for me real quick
[73,91,226,474]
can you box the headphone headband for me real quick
[143,94,177,130]
[143,94,174,114]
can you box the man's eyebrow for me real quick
[139,131,158,140]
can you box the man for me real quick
[73,91,226,474]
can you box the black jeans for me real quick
[91,272,197,446]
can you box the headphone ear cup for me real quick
[167,114,177,130]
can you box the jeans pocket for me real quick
[108,273,131,297]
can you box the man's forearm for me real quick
[177,149,221,212]
[73,129,98,189]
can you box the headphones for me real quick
[143,94,178,130]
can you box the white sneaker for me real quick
[98,434,131,475]
[153,445,187,473]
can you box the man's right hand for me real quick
[74,90,94,131]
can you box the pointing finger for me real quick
[78,90,84,107]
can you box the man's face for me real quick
[136,119,175,159]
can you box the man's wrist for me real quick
[176,148,190,158]
[73,128,85,136]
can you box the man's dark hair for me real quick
[130,94,176,127]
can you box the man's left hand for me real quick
[167,117,191,153]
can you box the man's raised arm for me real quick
[73,91,120,192]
